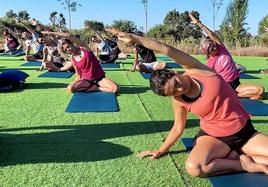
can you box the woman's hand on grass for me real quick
[137,150,164,160]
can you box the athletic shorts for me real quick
[228,77,241,90]
[32,52,43,60]
[193,119,257,152]
[84,75,105,87]
[139,61,159,70]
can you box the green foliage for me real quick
[84,20,104,32]
[219,0,250,47]
[5,10,17,18]
[49,11,66,30]
[111,20,137,33]
[259,32,268,46]
[146,24,166,39]
[18,10,30,20]
[258,15,268,35]
[162,10,202,42]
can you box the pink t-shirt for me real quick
[179,73,250,137]
[207,44,240,82]
[72,47,105,80]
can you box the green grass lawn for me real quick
[0,55,267,186]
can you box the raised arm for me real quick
[188,13,222,45]
[15,18,38,36]
[105,28,212,73]
[41,31,90,51]
[3,26,17,39]
[137,98,187,159]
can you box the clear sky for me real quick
[0,0,267,35]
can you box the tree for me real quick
[140,0,148,32]
[163,10,202,41]
[258,15,268,35]
[49,11,66,30]
[57,0,81,31]
[111,20,137,33]
[18,10,30,20]
[5,10,17,18]
[219,0,249,47]
[84,20,104,32]
[208,0,224,31]
[146,24,166,39]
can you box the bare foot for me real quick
[226,150,240,160]
[240,154,268,175]
[153,62,166,70]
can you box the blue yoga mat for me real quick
[240,74,260,79]
[140,72,151,79]
[38,71,74,78]
[21,61,42,66]
[181,138,268,187]
[166,62,182,69]
[100,63,120,68]
[158,56,172,61]
[66,92,119,112]
[240,99,268,116]
[0,51,25,57]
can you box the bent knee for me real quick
[110,84,119,93]
[66,85,75,93]
[185,160,207,178]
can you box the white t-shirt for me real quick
[96,41,112,55]
[25,33,44,53]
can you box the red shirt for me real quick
[179,73,250,137]
[72,47,105,80]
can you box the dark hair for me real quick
[62,39,73,46]
[149,69,176,96]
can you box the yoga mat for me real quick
[21,61,42,66]
[140,72,151,79]
[100,63,120,68]
[66,92,119,112]
[239,74,260,79]
[158,56,172,61]
[166,62,182,69]
[240,99,268,116]
[181,138,268,187]
[38,71,74,78]
[0,51,25,57]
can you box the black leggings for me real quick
[193,119,257,152]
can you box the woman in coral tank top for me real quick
[41,31,118,93]
[189,13,264,100]
[106,28,268,177]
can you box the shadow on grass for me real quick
[0,67,40,72]
[119,86,151,94]
[25,82,69,89]
[0,119,201,166]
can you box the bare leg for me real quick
[136,64,152,73]
[98,78,119,93]
[185,136,244,177]
[240,132,268,175]
[67,79,99,93]
[235,84,264,100]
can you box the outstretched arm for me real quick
[188,13,222,45]
[138,99,187,159]
[41,31,91,51]
[15,17,38,36]
[105,28,212,73]
[3,26,17,39]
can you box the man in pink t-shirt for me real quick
[189,13,264,100]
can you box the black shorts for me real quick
[32,52,43,60]
[228,77,241,90]
[85,75,105,87]
[193,119,257,152]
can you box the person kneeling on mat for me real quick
[106,28,268,177]
[128,31,166,73]
[41,31,119,93]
